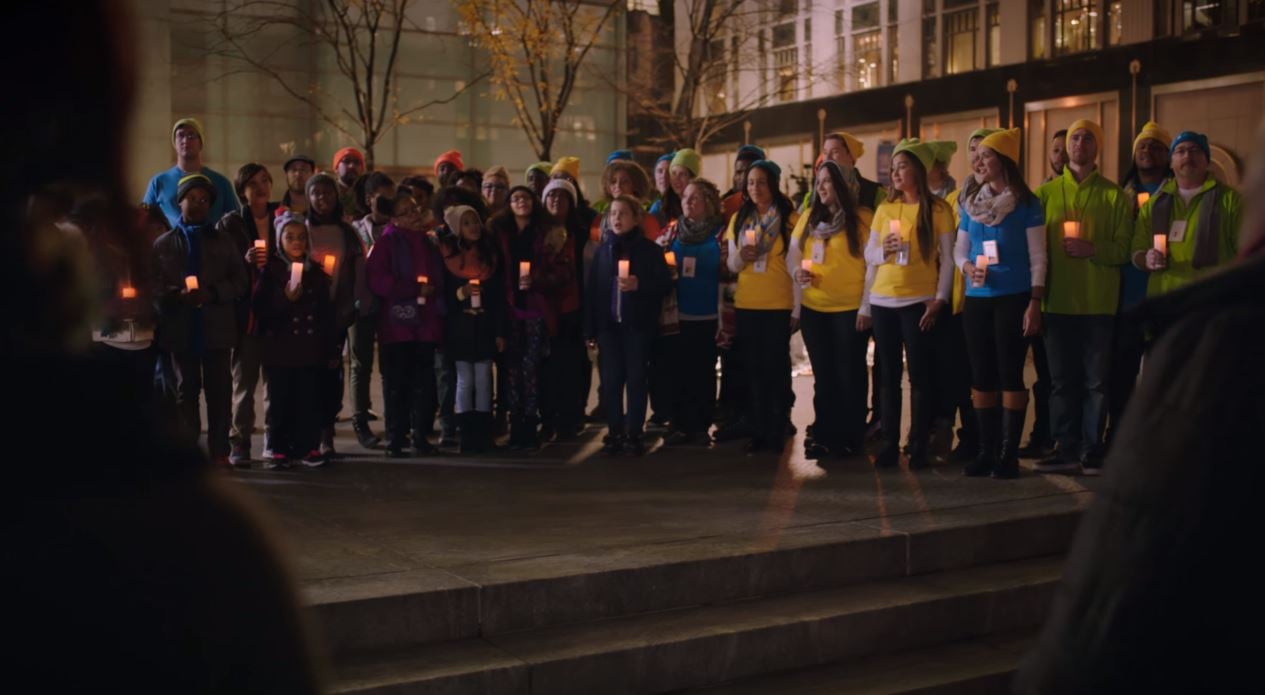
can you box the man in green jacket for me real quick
[1132,130,1242,297]
[1034,119,1133,476]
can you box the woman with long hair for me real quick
[864,140,956,469]
[725,160,799,453]
[789,160,872,459]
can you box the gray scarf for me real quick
[964,183,1018,227]
[678,215,721,246]
[741,206,783,256]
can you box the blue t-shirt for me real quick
[671,235,721,318]
[961,197,1045,298]
[142,165,240,229]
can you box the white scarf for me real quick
[964,183,1018,227]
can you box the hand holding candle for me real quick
[744,230,757,247]
[1062,221,1081,239]
[1147,234,1169,271]
[184,275,199,292]
[616,259,637,292]
[1137,192,1150,208]
[323,254,336,276]
[972,254,989,288]
[664,251,676,266]
[518,261,531,290]
[798,259,813,286]
[416,275,429,305]
[289,262,303,289]
[469,279,482,309]
[1062,221,1094,258]
[253,239,267,268]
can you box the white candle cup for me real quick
[416,275,428,305]
[892,220,909,266]
[664,251,676,267]
[1153,234,1167,257]
[120,286,137,299]
[800,259,813,286]
[184,276,199,292]
[889,220,902,237]
[470,279,481,309]
[1137,192,1151,207]
[1063,221,1081,239]
[254,239,266,250]
[744,230,756,247]
[323,254,336,275]
[289,262,303,289]
[973,254,989,288]
[519,261,531,290]
[618,259,630,279]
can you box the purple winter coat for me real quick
[366,223,445,344]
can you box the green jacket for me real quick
[1132,175,1241,298]
[1035,168,1133,315]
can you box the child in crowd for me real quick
[439,205,506,454]
[585,195,671,456]
[251,212,336,468]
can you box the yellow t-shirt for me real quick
[725,211,798,310]
[793,208,874,313]
[870,199,954,299]
[945,189,966,315]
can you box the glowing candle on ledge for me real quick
[184,276,198,292]
[416,275,428,305]
[323,254,336,275]
[618,259,630,279]
[1137,192,1150,207]
[289,262,303,288]
[120,286,137,299]
[1153,234,1167,256]
[744,230,756,247]
[664,251,676,266]
[470,279,481,309]
[974,254,989,288]
[1063,221,1081,239]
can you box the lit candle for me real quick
[120,286,137,299]
[416,275,428,305]
[469,279,481,309]
[519,261,531,290]
[1137,192,1150,207]
[664,251,676,266]
[974,254,989,288]
[254,239,266,250]
[618,259,630,279]
[1063,221,1081,239]
[889,220,902,238]
[1153,234,1167,256]
[184,276,199,292]
[323,254,336,275]
[744,230,756,247]
[800,259,813,287]
[289,262,303,288]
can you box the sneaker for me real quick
[1034,454,1080,474]
[261,453,288,471]
[1018,438,1055,459]
[385,443,410,459]
[600,434,623,455]
[646,414,670,431]
[213,455,233,470]
[439,430,459,448]
[414,439,440,457]
[804,441,831,460]
[712,420,751,442]
[319,438,338,460]
[229,444,252,468]
[353,419,381,449]
[300,450,327,468]
[366,409,380,422]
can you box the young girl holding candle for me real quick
[865,140,956,469]
[585,196,672,456]
[439,205,505,454]
[365,189,445,457]
[725,160,800,454]
[251,212,336,468]
[952,129,1047,479]
[788,160,872,459]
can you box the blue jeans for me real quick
[1044,313,1113,459]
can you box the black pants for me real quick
[963,293,1030,392]
[264,365,321,458]
[736,309,792,445]
[1106,310,1145,443]
[380,341,437,447]
[649,330,676,423]
[1027,335,1052,442]
[800,308,867,451]
[542,311,585,434]
[716,339,747,425]
[598,324,654,437]
[166,349,233,458]
[320,328,347,432]
[933,311,976,444]
[872,303,935,444]
[434,348,455,436]
[664,319,718,435]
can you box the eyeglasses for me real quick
[1172,145,1204,158]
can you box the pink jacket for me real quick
[366,224,445,344]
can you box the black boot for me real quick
[964,406,1000,477]
[521,415,541,453]
[353,416,380,449]
[875,387,901,468]
[458,412,475,455]
[993,408,1025,479]
[907,390,932,470]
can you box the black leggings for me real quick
[800,308,868,450]
[735,309,791,444]
[872,303,934,392]
[963,292,1030,392]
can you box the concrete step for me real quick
[695,632,1035,694]
[328,556,1061,695]
[307,492,1087,656]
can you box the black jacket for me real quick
[584,230,671,338]
[151,220,248,353]
[442,255,507,363]
[250,257,337,368]
[216,204,280,336]
[1014,255,1265,693]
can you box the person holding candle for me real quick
[142,117,240,229]
[540,176,587,443]
[864,140,956,469]
[1107,122,1173,446]
[346,171,396,449]
[151,173,249,468]
[724,160,800,454]
[1131,131,1242,297]
[1034,119,1133,475]
[787,160,872,459]
[217,163,281,466]
[304,172,369,458]
[250,212,336,468]
[585,196,673,456]
[438,205,506,454]
[366,189,445,457]
[952,129,1047,479]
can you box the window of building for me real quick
[1182,0,1224,30]
[1251,0,1265,21]
[1054,0,1097,55]
[1108,0,1123,43]
[704,38,727,115]
[923,15,940,78]
[854,2,881,29]
[854,30,882,88]
[889,21,900,82]
[835,9,848,89]
[804,18,813,86]
[1030,0,1047,59]
[986,2,1001,67]
[944,8,978,74]
[772,22,797,102]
